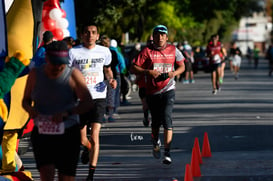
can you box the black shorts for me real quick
[209,63,221,72]
[146,90,175,130]
[31,125,81,176]
[138,87,146,99]
[80,99,106,128]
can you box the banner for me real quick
[0,0,7,70]
[61,0,77,39]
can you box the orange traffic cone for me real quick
[202,132,212,157]
[194,137,203,164]
[184,164,193,181]
[191,146,201,177]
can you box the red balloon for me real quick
[43,0,60,9]
[42,4,51,11]
[61,9,66,18]
[52,28,64,40]
[43,18,56,30]
[42,9,49,20]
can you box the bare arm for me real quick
[131,63,161,79]
[168,62,185,79]
[22,69,38,118]
[103,66,117,89]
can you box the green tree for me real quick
[73,0,265,45]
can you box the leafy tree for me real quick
[73,0,265,45]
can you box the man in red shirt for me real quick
[131,25,185,165]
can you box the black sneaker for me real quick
[86,175,93,181]
[212,89,217,95]
[143,118,150,127]
[81,147,89,164]
[152,139,161,159]
[162,152,172,165]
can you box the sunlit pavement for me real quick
[21,57,273,181]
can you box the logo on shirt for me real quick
[75,59,89,64]
[150,54,174,59]
[74,58,104,69]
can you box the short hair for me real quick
[63,36,75,47]
[100,35,110,47]
[43,31,53,43]
[79,22,100,34]
[46,41,68,52]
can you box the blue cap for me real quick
[153,25,168,35]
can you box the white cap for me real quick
[110,39,117,47]
[184,44,192,50]
[135,43,141,50]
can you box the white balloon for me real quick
[49,8,62,20]
[63,29,70,37]
[56,18,69,29]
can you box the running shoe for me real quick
[212,89,217,95]
[190,79,195,84]
[102,114,107,122]
[108,117,116,122]
[81,147,89,164]
[112,113,120,119]
[143,118,150,127]
[162,151,172,165]
[152,139,161,159]
[86,175,93,181]
[183,80,189,84]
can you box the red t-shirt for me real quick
[206,41,222,64]
[133,44,184,94]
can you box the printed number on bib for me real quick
[84,72,99,86]
[153,63,172,73]
[36,115,65,135]
[85,75,97,85]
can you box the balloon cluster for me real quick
[41,0,70,40]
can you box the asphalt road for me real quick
[21,57,273,181]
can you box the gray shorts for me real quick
[231,55,242,67]
[106,81,115,107]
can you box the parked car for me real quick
[192,46,210,73]
[192,56,210,73]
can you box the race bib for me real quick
[153,63,172,73]
[213,54,221,63]
[83,71,100,86]
[35,115,65,135]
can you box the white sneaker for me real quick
[162,152,172,165]
[112,113,120,119]
[152,139,161,159]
